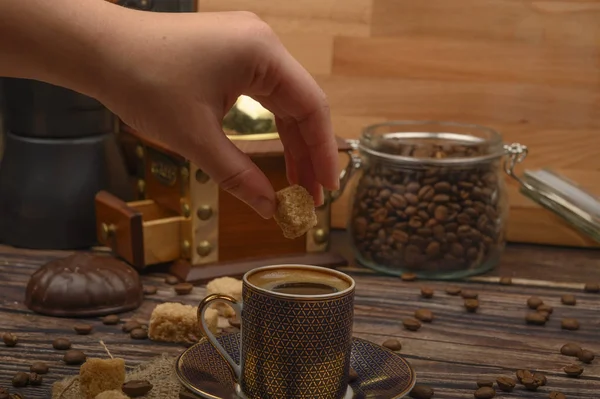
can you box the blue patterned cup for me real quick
[198,264,356,399]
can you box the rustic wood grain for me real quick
[0,232,599,398]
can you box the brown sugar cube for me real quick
[94,390,129,399]
[206,277,243,318]
[79,358,126,399]
[148,302,218,344]
[273,185,317,239]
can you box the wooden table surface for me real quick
[1,230,599,398]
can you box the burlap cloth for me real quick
[52,354,186,399]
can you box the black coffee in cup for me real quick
[247,266,352,296]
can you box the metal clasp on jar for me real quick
[331,139,361,201]
[503,142,529,187]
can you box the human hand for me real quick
[94,9,339,219]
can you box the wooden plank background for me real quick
[198,0,600,248]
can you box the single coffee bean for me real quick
[560,343,582,357]
[516,369,533,383]
[102,314,120,325]
[527,296,543,309]
[409,384,434,399]
[29,372,42,386]
[525,312,547,326]
[63,349,86,365]
[30,362,49,374]
[446,286,462,296]
[476,380,494,388]
[165,275,179,285]
[122,380,154,397]
[130,328,148,340]
[174,283,194,295]
[563,364,583,377]
[537,304,553,314]
[583,282,600,293]
[382,338,402,351]
[348,368,359,383]
[549,392,566,399]
[561,294,576,306]
[52,338,71,350]
[578,349,595,363]
[420,287,434,299]
[143,285,158,295]
[122,321,142,333]
[73,324,93,335]
[461,290,478,299]
[403,318,422,331]
[561,318,580,331]
[538,310,550,320]
[414,309,434,323]
[464,299,479,312]
[495,377,515,392]
[533,372,547,386]
[521,377,539,391]
[499,277,512,285]
[2,333,17,347]
[474,386,495,399]
[12,372,29,387]
[400,273,417,282]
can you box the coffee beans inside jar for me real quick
[349,131,507,279]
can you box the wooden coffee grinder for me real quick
[95,96,353,282]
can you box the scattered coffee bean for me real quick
[30,362,49,374]
[165,275,179,285]
[578,349,595,363]
[527,296,543,309]
[52,338,71,350]
[561,294,576,306]
[525,312,547,326]
[474,386,495,399]
[382,338,402,351]
[461,290,478,299]
[122,380,153,397]
[179,391,196,399]
[63,349,86,365]
[143,285,158,295]
[476,380,494,388]
[130,328,148,340]
[538,310,550,321]
[73,324,93,335]
[537,304,553,314]
[401,273,417,282]
[521,377,539,391]
[420,287,434,298]
[464,299,479,312]
[12,372,28,387]
[446,286,461,296]
[29,373,42,386]
[123,321,142,333]
[174,283,194,295]
[403,318,422,331]
[499,277,512,285]
[549,392,566,399]
[583,282,600,293]
[560,343,582,357]
[516,369,533,383]
[2,333,17,347]
[414,309,434,323]
[495,376,515,392]
[102,314,120,325]
[348,368,359,383]
[533,372,547,386]
[409,384,434,399]
[561,318,580,331]
[563,364,583,377]
[228,317,241,329]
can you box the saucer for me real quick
[176,332,416,399]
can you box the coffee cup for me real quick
[197,264,356,399]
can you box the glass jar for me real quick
[345,121,525,279]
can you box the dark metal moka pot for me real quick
[0,78,133,249]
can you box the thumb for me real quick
[182,118,277,219]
